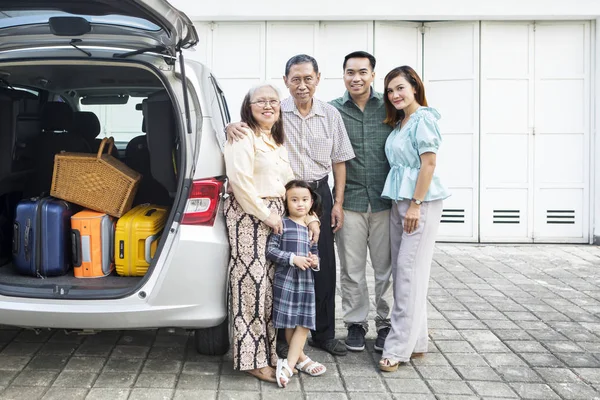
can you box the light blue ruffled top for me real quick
[381,107,450,202]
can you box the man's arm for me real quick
[331,162,346,233]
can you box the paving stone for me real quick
[344,376,385,392]
[434,340,475,353]
[52,371,97,388]
[128,388,173,400]
[445,353,490,367]
[574,368,600,384]
[543,341,585,353]
[110,345,150,359]
[483,353,527,367]
[173,390,217,400]
[175,374,219,391]
[181,361,221,375]
[549,382,600,399]
[74,344,114,357]
[347,394,392,400]
[118,331,156,347]
[25,354,69,371]
[102,357,144,373]
[0,369,18,386]
[218,374,260,391]
[37,343,78,356]
[0,386,46,400]
[493,330,532,341]
[415,366,461,380]
[523,353,565,367]
[455,366,502,381]
[93,372,137,388]
[428,379,474,395]
[535,367,581,383]
[495,366,543,383]
[134,373,176,389]
[555,352,600,368]
[1,342,43,357]
[141,359,181,374]
[147,346,186,361]
[303,394,349,400]
[13,329,53,343]
[64,357,105,373]
[469,381,519,398]
[41,388,89,400]
[505,341,547,353]
[509,383,561,399]
[11,369,59,386]
[383,379,432,395]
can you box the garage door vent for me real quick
[493,209,520,224]
[441,209,464,224]
[547,210,575,224]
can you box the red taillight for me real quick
[181,178,225,226]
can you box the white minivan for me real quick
[0,0,231,355]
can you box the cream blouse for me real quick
[224,127,295,221]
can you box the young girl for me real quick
[266,180,327,388]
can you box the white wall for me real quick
[171,0,600,21]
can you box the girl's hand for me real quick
[293,256,311,271]
[263,212,283,235]
[404,203,421,234]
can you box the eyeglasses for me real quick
[250,99,280,107]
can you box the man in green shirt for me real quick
[330,51,393,353]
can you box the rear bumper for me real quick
[0,223,230,330]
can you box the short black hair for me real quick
[285,54,319,77]
[343,51,376,71]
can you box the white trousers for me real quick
[382,199,443,361]
[337,207,393,331]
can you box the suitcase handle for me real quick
[71,229,82,267]
[144,234,161,264]
[23,219,31,261]
[145,209,157,217]
[12,222,19,254]
[96,137,115,158]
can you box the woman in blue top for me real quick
[378,66,450,372]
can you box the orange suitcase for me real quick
[71,210,116,278]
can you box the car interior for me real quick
[0,61,182,294]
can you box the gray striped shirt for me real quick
[281,97,355,181]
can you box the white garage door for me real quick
[480,21,590,243]
[187,20,591,243]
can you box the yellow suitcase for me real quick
[115,204,168,277]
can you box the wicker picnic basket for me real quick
[50,137,142,218]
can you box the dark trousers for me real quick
[277,176,336,345]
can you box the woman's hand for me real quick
[263,212,283,235]
[308,220,320,244]
[404,203,421,234]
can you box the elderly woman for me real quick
[223,83,319,383]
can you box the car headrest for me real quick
[72,111,101,141]
[41,102,73,132]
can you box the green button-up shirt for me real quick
[330,90,392,213]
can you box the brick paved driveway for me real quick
[1,244,600,399]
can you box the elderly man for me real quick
[227,54,355,356]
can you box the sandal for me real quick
[379,358,400,372]
[276,359,293,388]
[308,338,348,356]
[245,366,276,383]
[295,356,326,376]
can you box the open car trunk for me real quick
[0,61,185,299]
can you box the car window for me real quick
[80,97,144,143]
[209,74,230,151]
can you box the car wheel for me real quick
[194,317,230,355]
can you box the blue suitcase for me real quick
[12,197,74,277]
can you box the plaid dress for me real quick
[266,217,318,330]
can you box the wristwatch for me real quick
[411,198,423,205]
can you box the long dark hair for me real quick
[239,83,285,145]
[284,180,322,218]
[383,66,428,127]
